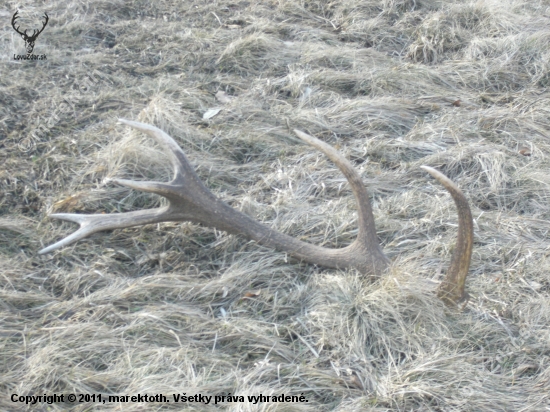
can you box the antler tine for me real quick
[38,208,177,255]
[293,130,380,249]
[117,119,192,179]
[420,165,474,304]
[38,213,107,255]
[110,119,213,201]
[106,178,174,197]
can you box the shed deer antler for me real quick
[39,120,473,304]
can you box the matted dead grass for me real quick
[1,0,550,410]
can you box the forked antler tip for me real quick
[38,217,89,255]
[40,211,123,255]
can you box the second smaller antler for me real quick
[40,120,474,304]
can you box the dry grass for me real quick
[1,0,550,410]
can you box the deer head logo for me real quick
[11,11,49,54]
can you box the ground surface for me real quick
[1,0,550,410]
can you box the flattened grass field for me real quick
[1,0,550,410]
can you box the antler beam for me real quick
[40,120,473,304]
